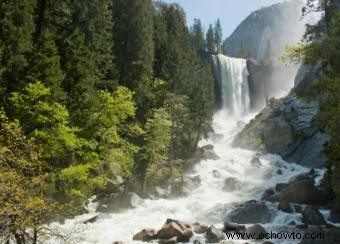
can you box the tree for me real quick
[190,19,205,52]
[86,87,141,179]
[214,19,223,53]
[113,0,154,119]
[143,108,171,189]
[0,109,52,243]
[27,30,65,100]
[0,0,36,95]
[206,24,215,54]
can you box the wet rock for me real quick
[133,228,157,241]
[233,89,328,169]
[157,219,192,242]
[83,215,100,224]
[289,169,317,183]
[223,222,246,233]
[262,242,274,244]
[302,206,327,225]
[278,201,293,213]
[296,224,309,230]
[262,188,275,201]
[192,240,204,244]
[193,224,208,234]
[275,183,288,192]
[205,226,226,243]
[276,169,283,175]
[329,206,340,223]
[269,179,331,206]
[250,157,262,167]
[96,192,143,213]
[112,242,124,244]
[226,200,273,224]
[212,169,222,178]
[211,133,224,142]
[223,177,242,192]
[244,224,267,239]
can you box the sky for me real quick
[161,0,286,38]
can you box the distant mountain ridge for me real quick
[223,0,313,60]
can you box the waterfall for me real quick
[212,54,250,115]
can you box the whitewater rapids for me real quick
[46,111,318,244]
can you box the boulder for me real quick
[243,224,267,239]
[269,179,331,206]
[329,207,340,223]
[212,169,222,178]
[223,222,246,233]
[157,219,192,242]
[261,188,275,201]
[276,169,283,175]
[205,226,225,243]
[226,200,273,224]
[302,206,327,225]
[250,157,262,167]
[223,177,242,192]
[96,192,143,213]
[275,183,288,192]
[133,228,158,242]
[200,145,219,160]
[211,133,224,142]
[278,201,293,213]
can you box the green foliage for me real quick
[214,19,223,53]
[0,109,53,243]
[206,24,216,54]
[143,108,171,188]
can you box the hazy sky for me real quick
[161,0,286,38]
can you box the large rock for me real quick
[133,229,158,242]
[205,226,225,243]
[223,222,246,233]
[157,219,192,242]
[302,206,327,225]
[223,177,242,192]
[226,200,273,224]
[269,179,331,206]
[96,192,143,213]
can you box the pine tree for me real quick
[214,19,223,53]
[206,24,215,54]
[190,19,206,52]
[113,0,154,113]
[0,0,36,95]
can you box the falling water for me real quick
[212,54,250,115]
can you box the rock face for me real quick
[233,91,328,168]
[223,0,310,60]
[226,200,273,224]
[247,59,298,111]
